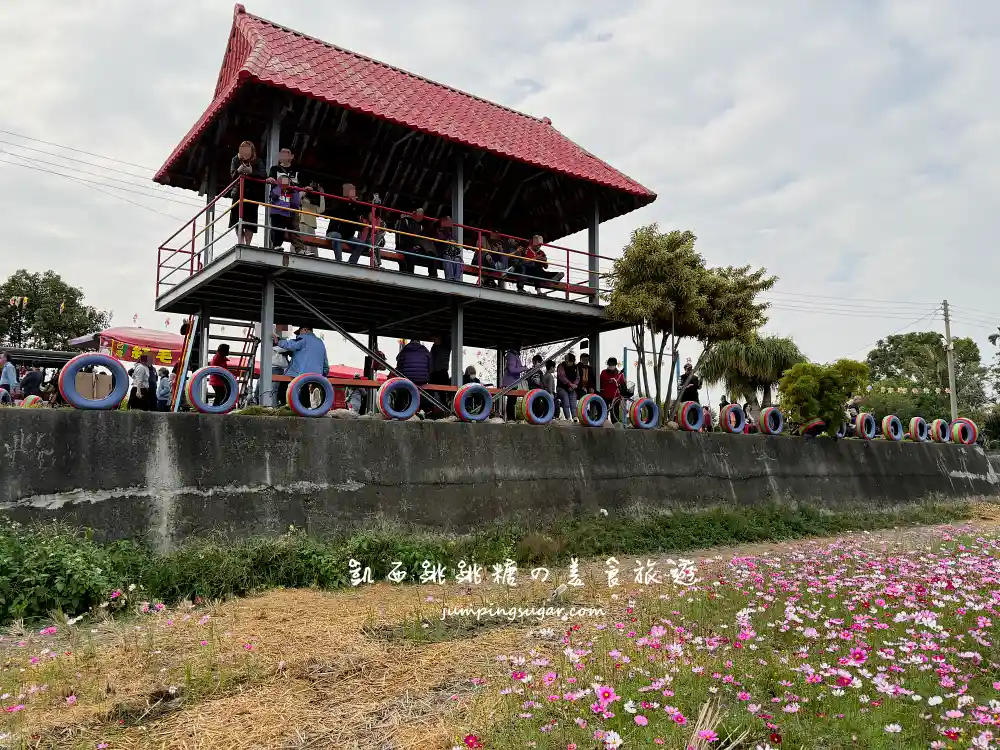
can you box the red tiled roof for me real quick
[154,4,655,200]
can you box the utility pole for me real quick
[942,299,959,421]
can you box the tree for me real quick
[699,334,806,408]
[0,270,111,350]
[604,224,776,408]
[865,331,989,414]
[778,359,869,436]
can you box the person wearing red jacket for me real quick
[209,344,233,406]
[599,357,627,423]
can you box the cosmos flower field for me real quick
[476,531,1000,750]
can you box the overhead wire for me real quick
[837,309,941,358]
[0,155,183,221]
[766,289,937,309]
[0,147,203,207]
[0,127,157,171]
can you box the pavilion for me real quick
[152,4,655,404]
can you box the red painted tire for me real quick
[720,403,746,434]
[677,401,703,431]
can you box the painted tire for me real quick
[800,418,825,435]
[58,353,129,410]
[759,407,784,435]
[929,419,950,443]
[908,417,929,442]
[577,393,608,427]
[515,388,555,425]
[836,422,849,438]
[377,377,421,420]
[677,400,702,431]
[20,394,44,408]
[881,415,903,442]
[720,403,746,434]
[952,419,977,445]
[287,373,335,417]
[855,412,876,440]
[454,383,493,422]
[629,397,660,430]
[953,417,979,444]
[185,367,239,414]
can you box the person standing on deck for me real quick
[679,360,701,404]
[502,346,527,421]
[429,335,451,385]
[266,147,306,255]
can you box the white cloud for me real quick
[1,0,998,390]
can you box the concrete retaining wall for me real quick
[0,410,996,551]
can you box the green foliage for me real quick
[604,225,776,403]
[866,331,990,414]
[861,377,953,423]
[778,359,870,435]
[700,334,806,407]
[0,500,970,625]
[0,269,111,350]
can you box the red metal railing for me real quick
[156,176,615,303]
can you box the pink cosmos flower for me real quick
[698,730,719,742]
[672,713,687,725]
[635,715,648,726]
[66,695,77,706]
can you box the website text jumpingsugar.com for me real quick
[441,605,605,622]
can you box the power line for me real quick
[0,155,182,221]
[0,147,203,207]
[766,303,942,320]
[0,127,157,171]
[0,138,178,187]
[0,155,190,216]
[838,309,940,358]
[764,299,939,316]
[766,289,938,309]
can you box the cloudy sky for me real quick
[1,0,998,388]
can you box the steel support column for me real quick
[589,331,601,381]
[198,301,211,369]
[364,329,378,414]
[264,105,282,249]
[258,277,275,406]
[450,301,464,387]
[204,163,218,263]
[588,198,600,304]
[452,152,464,249]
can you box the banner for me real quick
[100,337,178,366]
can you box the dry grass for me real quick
[4,514,997,749]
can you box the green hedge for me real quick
[0,501,970,624]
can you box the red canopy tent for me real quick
[70,326,185,367]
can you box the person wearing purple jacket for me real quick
[502,346,527,421]
[269,174,303,251]
[396,340,432,385]
[556,352,581,421]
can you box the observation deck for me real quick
[150,4,656,400]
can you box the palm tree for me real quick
[699,334,806,408]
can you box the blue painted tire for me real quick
[377,377,420,420]
[856,412,877,440]
[881,414,903,442]
[520,388,555,425]
[628,397,660,430]
[677,400,703,431]
[577,393,608,427]
[908,417,929,442]
[58,353,129,410]
[185,366,239,414]
[721,403,746,434]
[287,373,335,417]
[759,407,783,435]
[454,383,493,422]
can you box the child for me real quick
[269,175,302,250]
[543,359,557,397]
[156,368,171,411]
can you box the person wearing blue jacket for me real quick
[281,326,329,379]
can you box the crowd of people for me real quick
[226,142,567,295]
